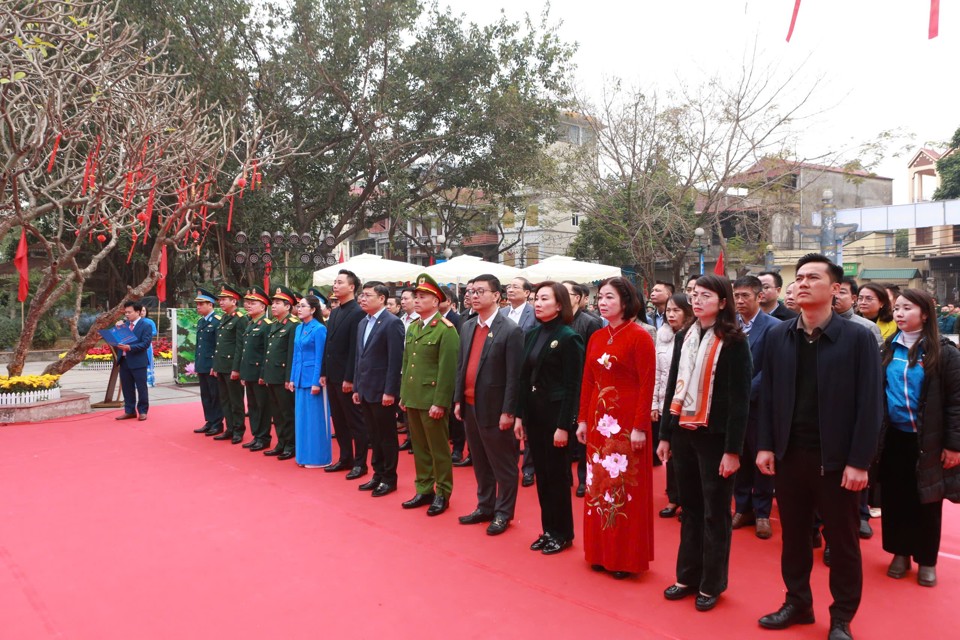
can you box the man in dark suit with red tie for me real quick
[115,300,153,421]
[352,281,406,497]
[454,274,524,535]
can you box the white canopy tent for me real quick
[424,254,522,285]
[519,255,621,283]
[312,253,422,287]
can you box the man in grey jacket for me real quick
[834,277,883,348]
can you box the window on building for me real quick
[916,227,932,245]
[526,205,539,227]
[953,225,960,244]
[566,124,581,145]
[571,214,580,227]
[503,251,515,267]
[502,210,515,228]
[525,243,539,266]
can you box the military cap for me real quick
[195,288,217,304]
[218,283,243,301]
[244,286,270,305]
[414,272,446,302]
[271,285,300,305]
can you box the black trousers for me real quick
[776,447,862,622]
[363,400,399,485]
[733,438,774,518]
[879,428,943,566]
[449,411,466,456]
[665,459,680,505]
[119,360,148,416]
[328,383,368,467]
[216,373,246,435]
[244,380,272,443]
[525,393,573,541]
[464,403,519,519]
[265,383,295,451]
[197,372,223,429]
[672,428,735,596]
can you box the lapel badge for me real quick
[550,340,559,349]
[487,332,493,339]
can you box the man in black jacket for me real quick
[756,254,883,640]
[759,271,799,321]
[321,269,369,479]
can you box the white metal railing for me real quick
[0,387,61,406]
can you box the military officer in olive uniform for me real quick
[261,286,300,460]
[399,273,460,517]
[238,286,274,451]
[193,288,225,436]
[213,284,249,443]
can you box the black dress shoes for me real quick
[458,509,495,525]
[205,427,224,437]
[263,446,284,456]
[576,484,586,498]
[194,424,211,433]
[399,439,412,451]
[358,478,380,491]
[828,619,854,640]
[213,431,233,441]
[663,584,697,600]
[345,466,367,480]
[824,545,832,566]
[659,504,680,518]
[402,493,435,509]
[541,537,571,555]
[758,603,816,630]
[249,440,269,452]
[115,413,137,420]
[451,451,463,463]
[277,450,295,461]
[695,594,719,612]
[612,571,631,580]
[486,515,510,536]
[230,433,243,444]
[859,519,873,539]
[242,439,258,449]
[522,473,535,487]
[324,460,352,472]
[452,456,473,468]
[426,495,449,516]
[530,534,552,551]
[371,483,396,497]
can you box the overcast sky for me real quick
[442,0,958,204]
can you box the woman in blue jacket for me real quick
[880,288,960,588]
[288,295,331,467]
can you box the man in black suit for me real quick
[440,285,468,465]
[759,271,799,321]
[115,300,153,421]
[454,274,524,535]
[321,269,369,479]
[352,281,405,497]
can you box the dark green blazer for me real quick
[515,322,584,434]
[262,315,299,384]
[238,314,272,382]
[214,310,248,374]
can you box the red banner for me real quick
[713,250,725,277]
[14,229,29,302]
[157,245,168,302]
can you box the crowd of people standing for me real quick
[139,252,960,640]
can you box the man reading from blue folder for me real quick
[114,301,153,421]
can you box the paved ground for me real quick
[18,359,201,408]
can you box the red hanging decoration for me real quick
[46,134,62,173]
[786,0,801,42]
[226,194,235,231]
[142,176,157,245]
[96,233,106,243]
[930,0,940,38]
[126,232,139,263]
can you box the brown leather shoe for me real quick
[755,518,773,539]
[731,512,755,529]
[137,414,147,421]
[115,413,137,420]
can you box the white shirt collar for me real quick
[477,308,499,328]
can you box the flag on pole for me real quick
[338,248,345,263]
[157,245,168,302]
[713,250,725,277]
[14,229,29,302]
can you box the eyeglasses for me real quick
[465,288,490,296]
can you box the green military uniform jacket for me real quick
[399,311,459,410]
[195,311,222,375]
[213,310,248,374]
[238,313,272,382]
[261,315,299,384]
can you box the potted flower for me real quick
[0,374,62,406]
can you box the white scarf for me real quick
[669,322,724,428]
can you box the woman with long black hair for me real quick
[879,288,960,588]
[657,274,752,612]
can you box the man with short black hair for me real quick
[648,281,675,329]
[684,274,699,299]
[756,254,882,640]
[115,300,153,421]
[759,271,799,321]
[399,287,419,332]
[322,269,369,479]
[834,277,882,348]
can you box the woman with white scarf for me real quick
[656,274,752,613]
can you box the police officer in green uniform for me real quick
[261,286,300,460]
[238,286,274,451]
[193,288,225,436]
[213,284,249,443]
[399,273,460,516]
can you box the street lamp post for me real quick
[764,244,775,271]
[820,189,837,264]
[695,227,706,275]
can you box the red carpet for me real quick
[1,403,957,639]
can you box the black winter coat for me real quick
[879,337,960,504]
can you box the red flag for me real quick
[930,0,940,38]
[157,245,168,302]
[14,229,29,302]
[338,248,345,263]
[713,250,725,277]
[263,262,271,292]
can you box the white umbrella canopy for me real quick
[519,255,621,283]
[312,253,422,287]
[424,254,522,285]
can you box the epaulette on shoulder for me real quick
[236,309,247,317]
[213,312,224,320]
[263,317,273,324]
[290,316,300,323]
[441,317,455,328]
